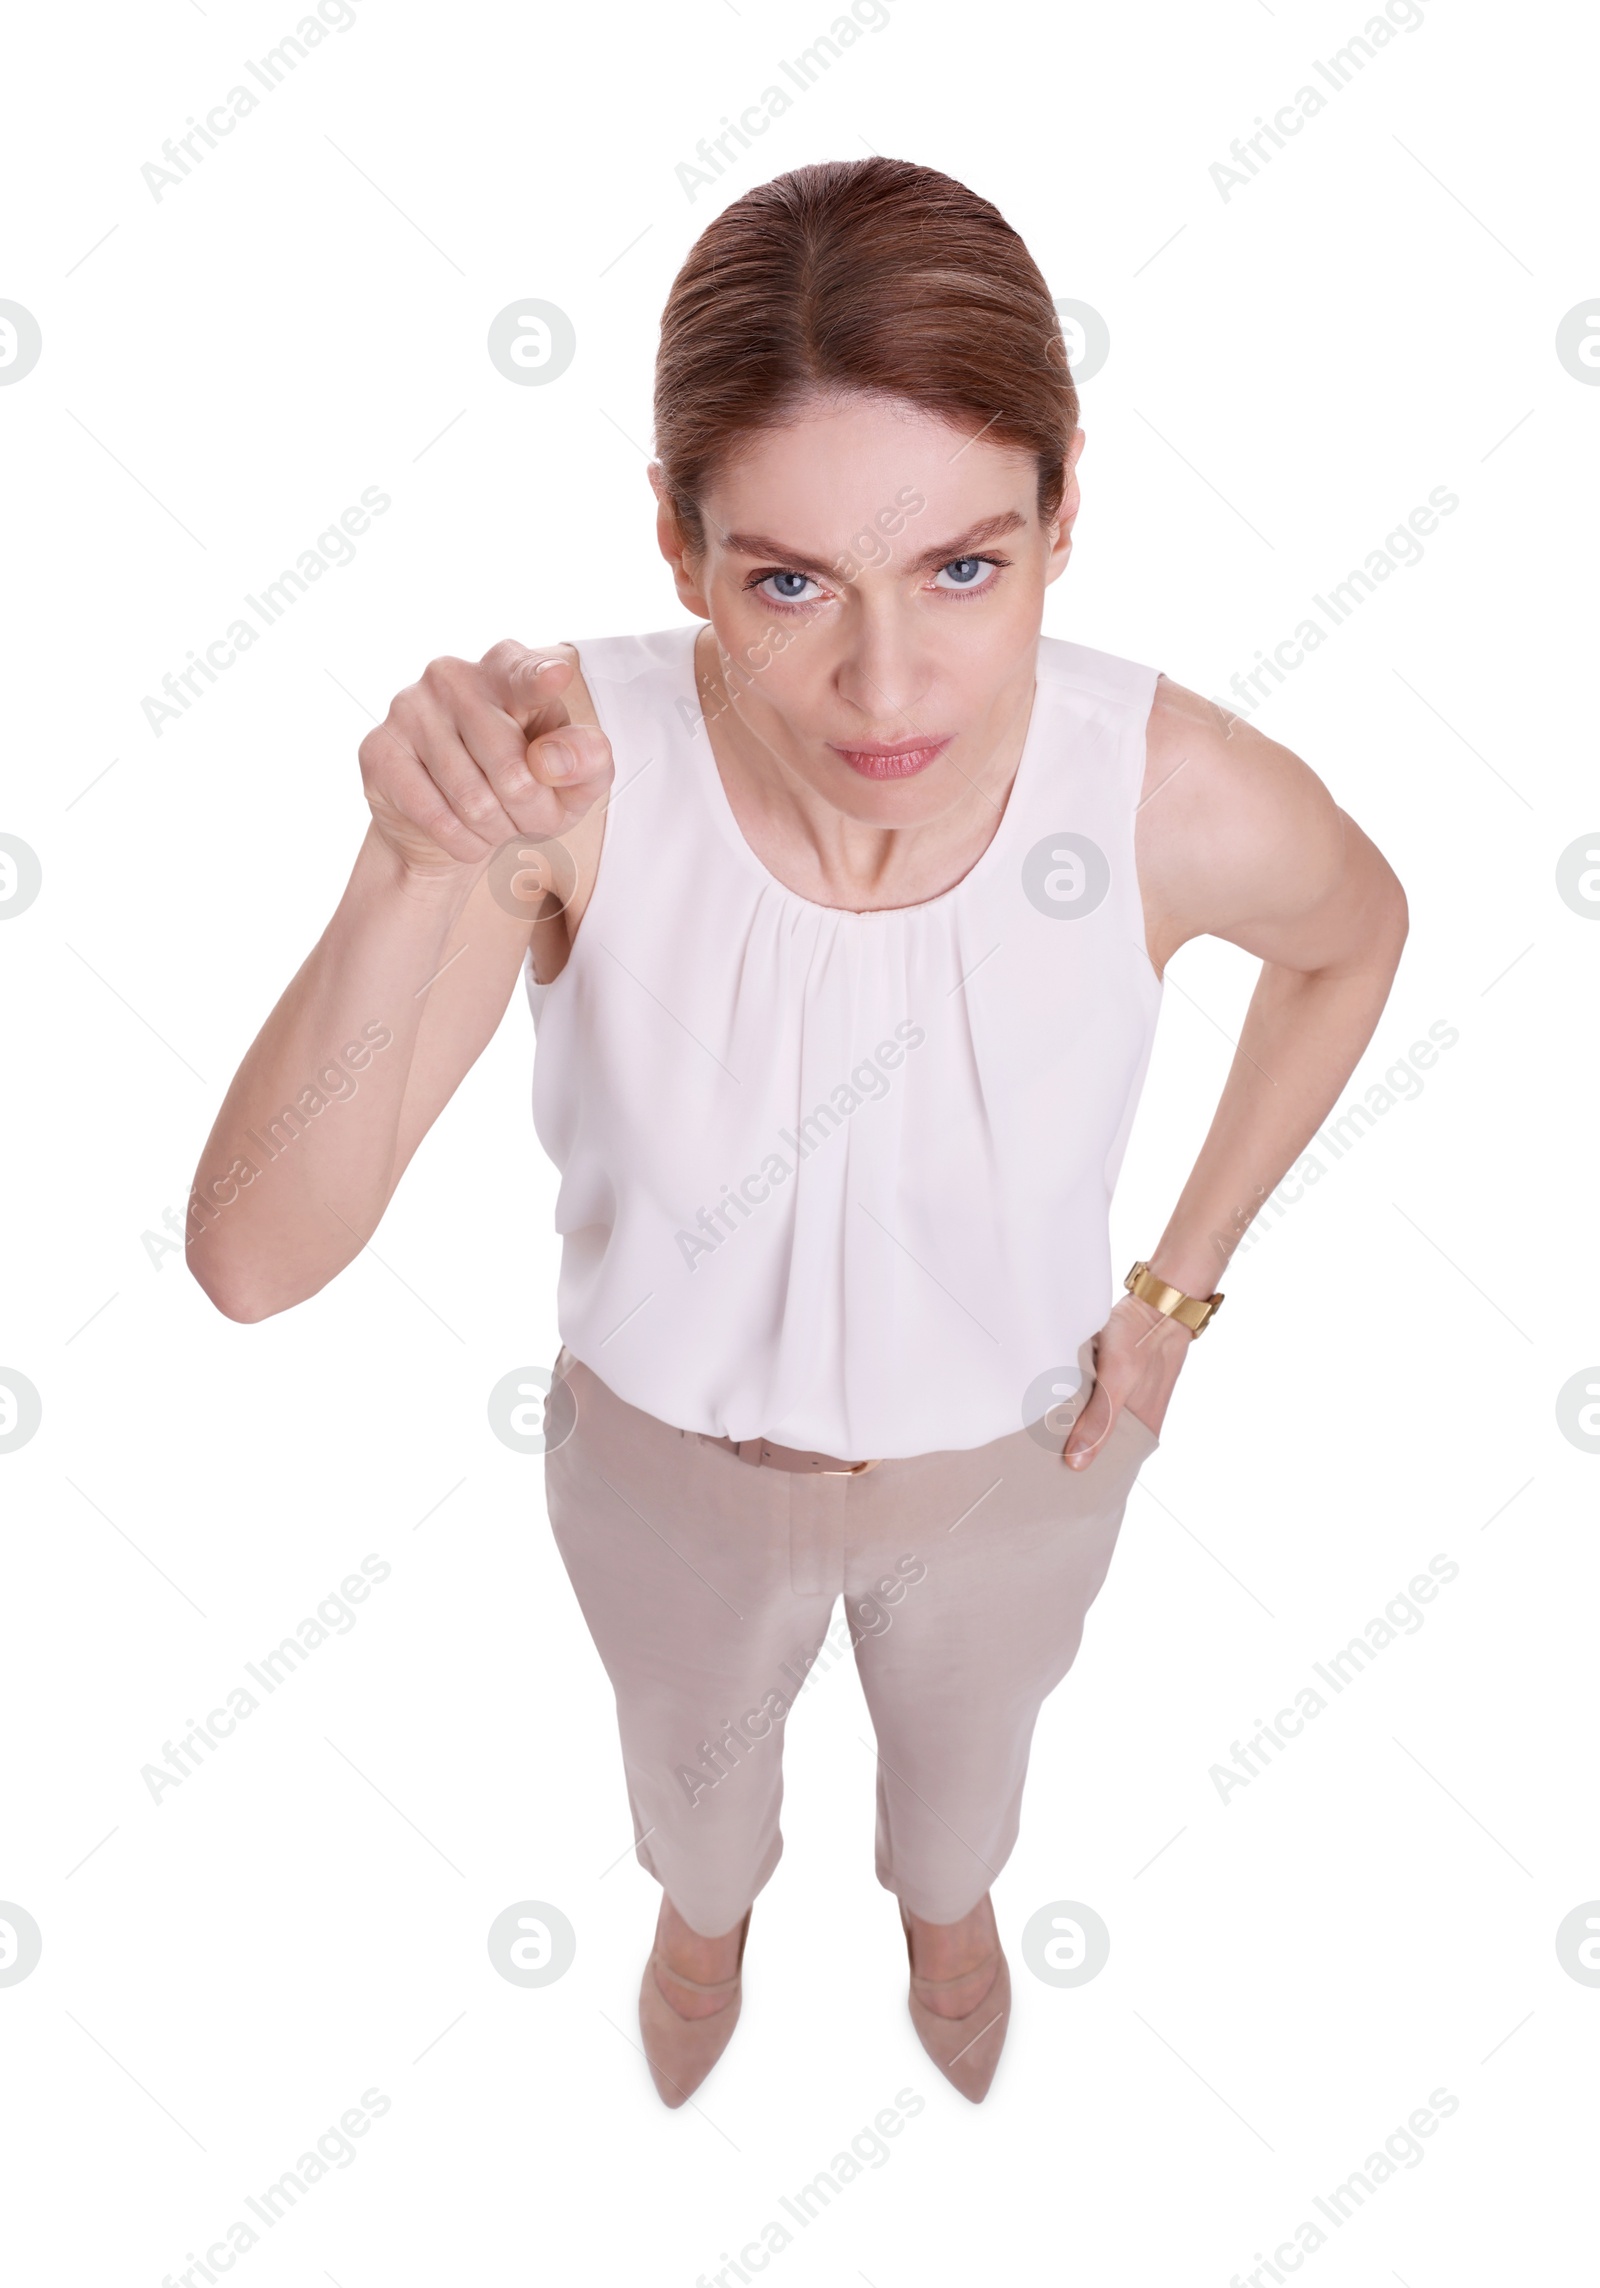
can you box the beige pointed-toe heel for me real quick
[900,1897,1010,2104]
[638,1902,750,2108]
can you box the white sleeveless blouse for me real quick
[524,622,1163,1460]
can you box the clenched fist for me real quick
[358,640,613,879]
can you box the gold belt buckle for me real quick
[820,1456,882,1475]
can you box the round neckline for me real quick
[677,622,1048,921]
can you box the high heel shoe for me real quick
[637,1902,750,2108]
[900,1897,1010,2104]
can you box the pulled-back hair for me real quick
[652,157,1077,560]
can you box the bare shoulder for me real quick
[1135,674,1398,974]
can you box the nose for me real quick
[832,612,935,735]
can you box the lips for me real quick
[829,736,952,781]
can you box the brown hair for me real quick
[652,157,1077,563]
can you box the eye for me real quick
[752,568,826,610]
[931,554,1003,594]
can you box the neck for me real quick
[692,623,1037,911]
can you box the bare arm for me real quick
[1063,678,1408,1465]
[188,643,612,1322]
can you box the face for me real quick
[653,394,1084,826]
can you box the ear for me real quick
[650,464,712,618]
[1042,427,1087,587]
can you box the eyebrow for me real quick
[717,508,1029,582]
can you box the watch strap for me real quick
[1124,1260,1225,1336]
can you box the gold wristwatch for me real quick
[1124,1260,1225,1336]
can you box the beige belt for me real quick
[703,1433,883,1476]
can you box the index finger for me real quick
[478,642,576,738]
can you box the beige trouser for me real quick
[543,1342,1158,1936]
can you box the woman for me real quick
[188,158,1407,2107]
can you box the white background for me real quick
[2,0,1596,2281]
